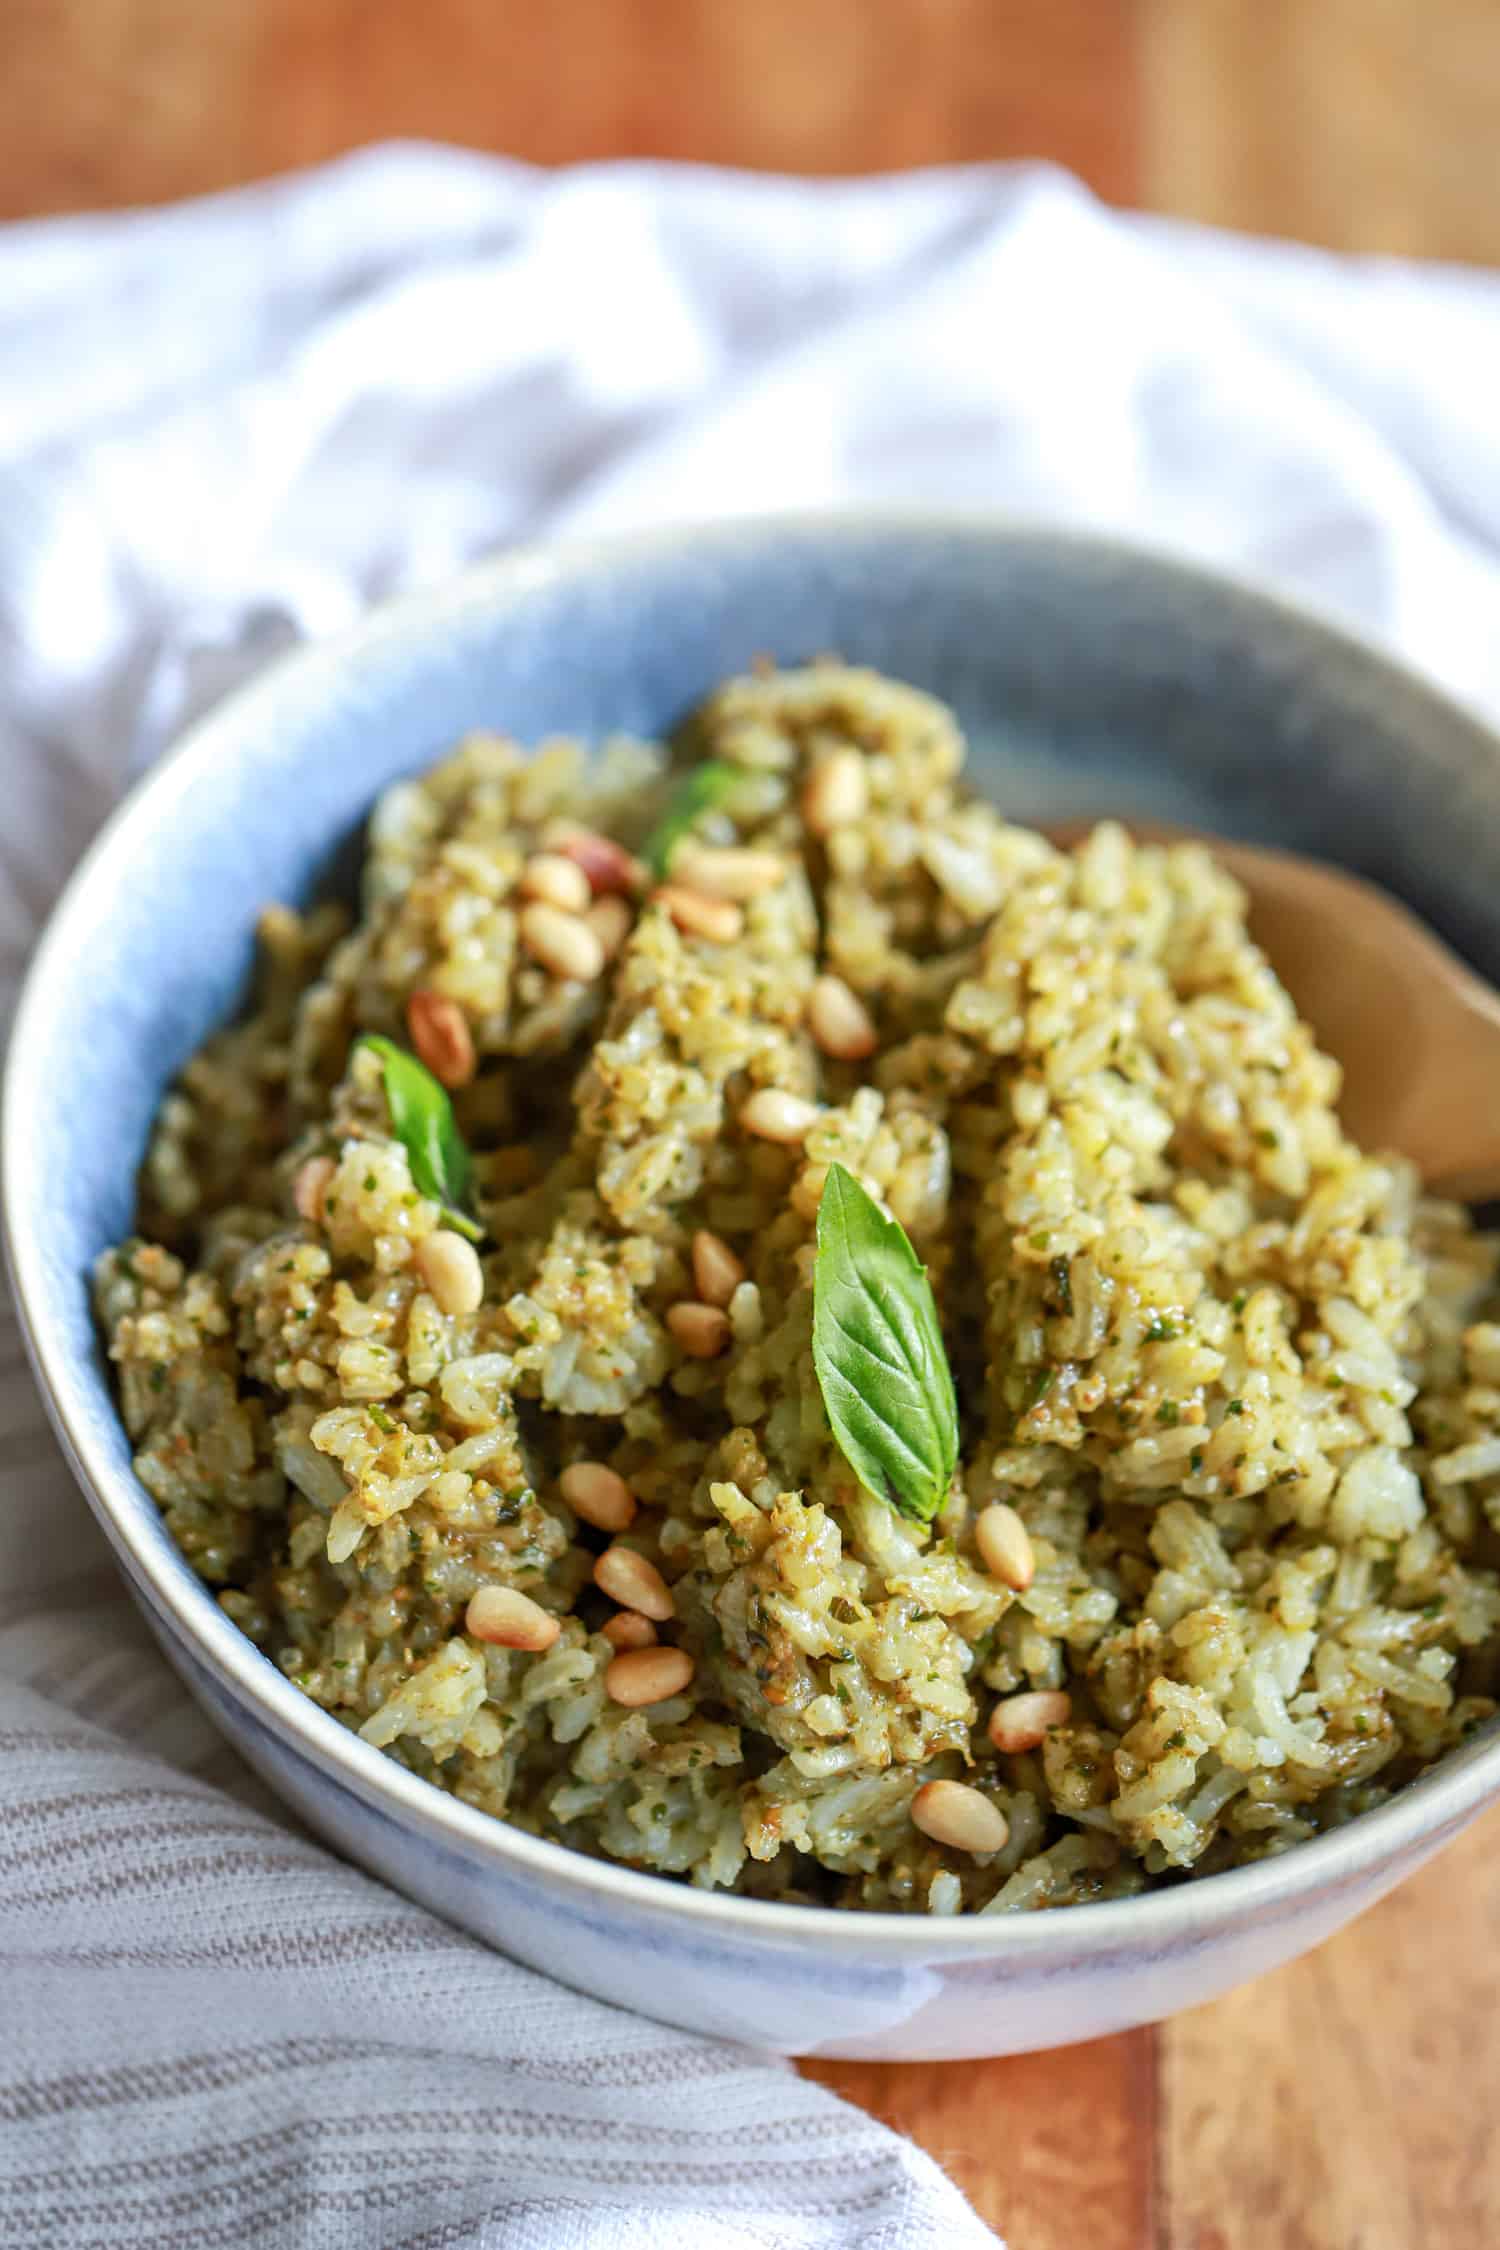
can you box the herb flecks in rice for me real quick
[96,665,1500,1915]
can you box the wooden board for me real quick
[1140,0,1500,262]
[805,1799,1500,2244]
[12,0,1500,261]
[807,2028,1156,2246]
[0,0,1136,221]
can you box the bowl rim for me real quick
[9,504,1500,1958]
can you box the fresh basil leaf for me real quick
[642,761,742,877]
[355,1035,480,1237]
[812,1162,959,1524]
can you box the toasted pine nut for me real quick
[671,845,784,901]
[911,1779,1010,1857]
[555,828,645,896]
[808,974,877,1062]
[742,1088,820,1144]
[602,1610,657,1651]
[519,901,606,983]
[560,1460,637,1534]
[976,1503,1035,1592]
[988,1689,1072,1755]
[520,852,591,913]
[802,747,868,836]
[406,989,476,1088]
[466,1586,560,1652]
[414,1228,485,1317]
[605,1645,695,1706]
[257,902,302,950]
[654,885,744,944]
[585,894,633,962]
[593,1544,675,1621]
[667,1300,732,1359]
[691,1229,745,1308]
[293,1155,336,1224]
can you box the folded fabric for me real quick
[0,1667,991,2246]
[4,142,1500,2248]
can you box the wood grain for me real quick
[0,0,1137,221]
[805,2028,1156,2245]
[1142,0,1500,261]
[1159,1803,1500,2250]
[803,1801,1500,2247]
[10,0,1500,257]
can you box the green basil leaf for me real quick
[812,1162,959,1524]
[642,761,743,877]
[355,1035,480,1237]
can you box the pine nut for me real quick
[667,1300,732,1359]
[602,1610,657,1651]
[691,1229,745,1308]
[742,1088,820,1144]
[988,1689,1072,1754]
[911,1779,1010,1857]
[414,1228,485,1317]
[593,1543,675,1621]
[560,1460,637,1534]
[976,1503,1035,1591]
[802,747,868,836]
[605,1645,695,1707]
[555,828,644,896]
[466,1585,560,1652]
[520,852,591,913]
[519,901,606,982]
[585,894,633,962]
[406,989,476,1088]
[808,974,877,1061]
[293,1155,336,1224]
[654,885,744,944]
[257,902,302,950]
[671,845,784,900]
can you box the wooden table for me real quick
[806,1800,1500,2245]
[9,0,1500,263]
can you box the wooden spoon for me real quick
[1043,817,1500,1203]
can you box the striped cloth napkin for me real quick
[5,141,1500,2247]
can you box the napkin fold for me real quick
[4,142,1500,2248]
[0,1670,986,2247]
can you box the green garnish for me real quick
[642,761,742,876]
[368,1405,396,1434]
[354,1035,482,1241]
[812,1162,958,1525]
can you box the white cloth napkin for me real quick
[4,144,1500,2248]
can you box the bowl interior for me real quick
[12,514,1500,1934]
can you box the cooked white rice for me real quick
[96,662,1500,1914]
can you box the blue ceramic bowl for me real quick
[9,515,1500,2060]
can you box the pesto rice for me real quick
[96,663,1500,1915]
